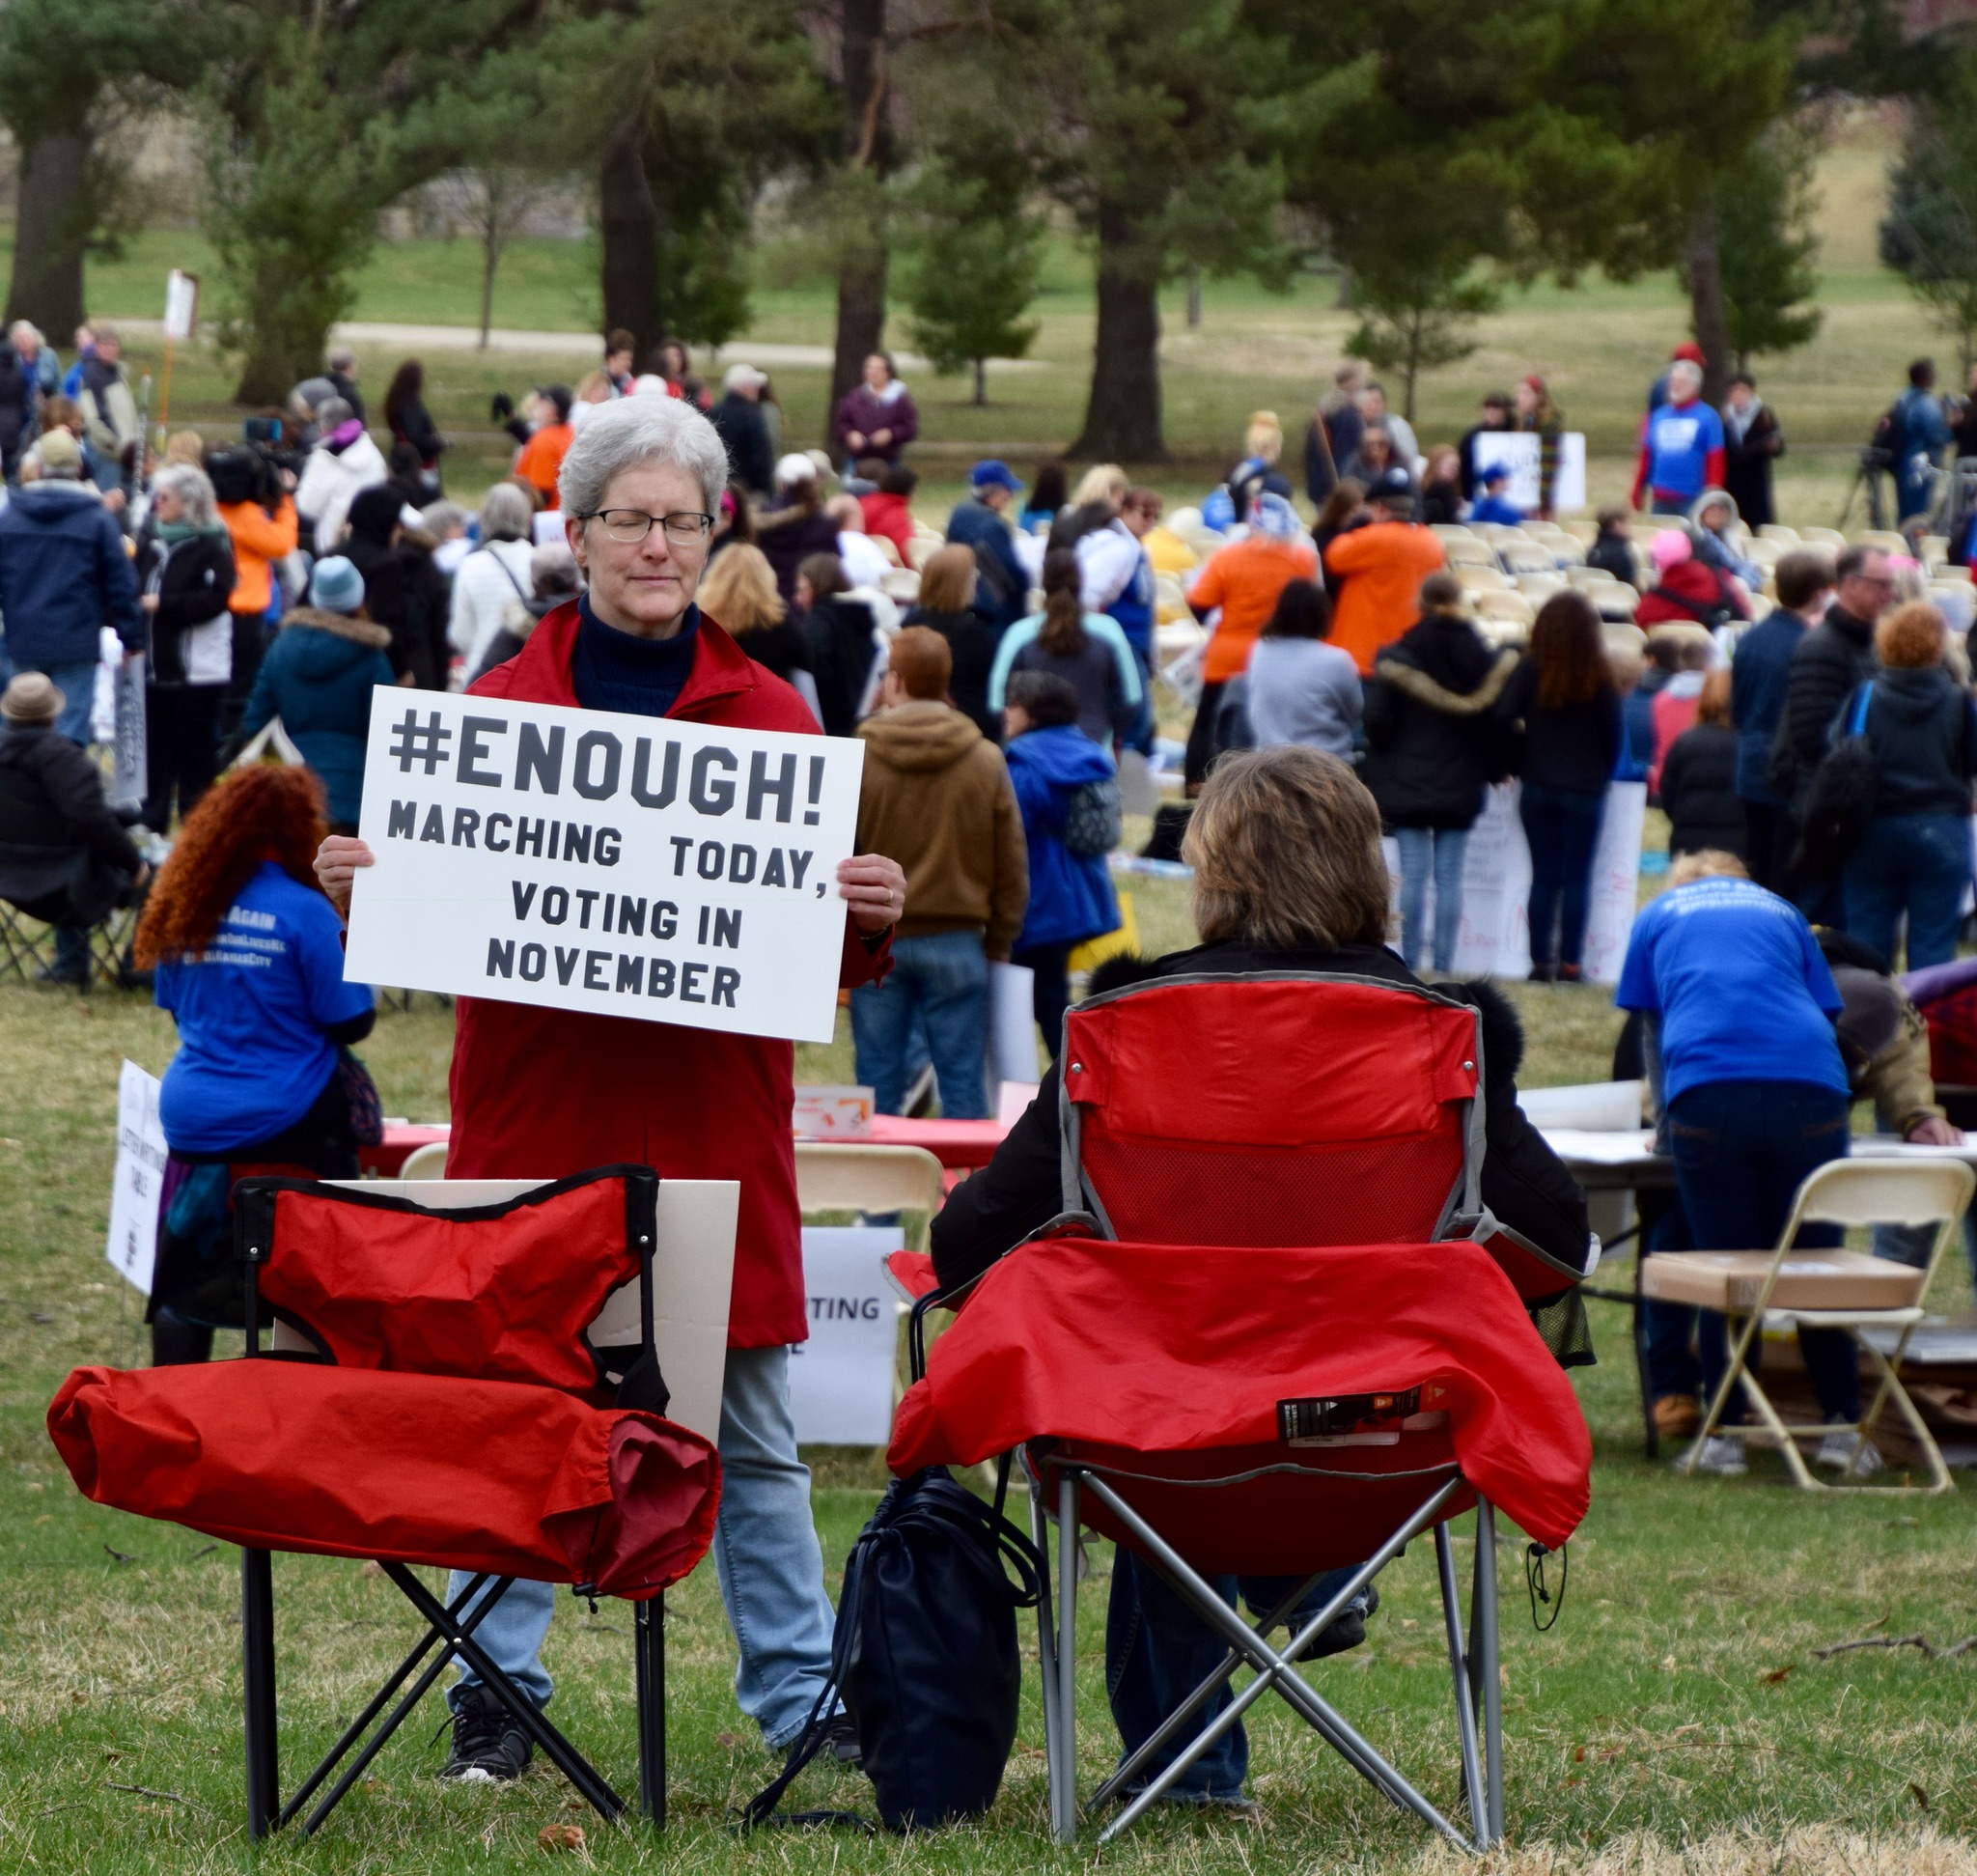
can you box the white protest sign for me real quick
[1384,779,1645,986]
[788,1225,904,1444]
[342,688,864,1044]
[106,1060,167,1295]
[107,651,146,812]
[163,268,199,342]
[1471,431,1588,516]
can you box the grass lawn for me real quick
[3,904,1975,1872]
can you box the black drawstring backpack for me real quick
[740,1462,1043,1834]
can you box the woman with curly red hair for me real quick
[136,764,376,1366]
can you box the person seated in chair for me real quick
[0,672,149,984]
[931,744,1589,1810]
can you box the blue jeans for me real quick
[3,655,99,744]
[447,1345,838,1749]
[1666,1079,1857,1423]
[850,928,989,1119]
[1393,826,1469,974]
[1843,812,1971,971]
[1106,1550,1368,1801]
[1520,783,1605,969]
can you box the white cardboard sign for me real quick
[343,688,864,1044]
[106,1060,167,1295]
[1470,431,1588,516]
[163,268,199,342]
[788,1225,904,1445]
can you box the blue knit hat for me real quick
[309,555,366,615]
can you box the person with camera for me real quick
[209,440,299,737]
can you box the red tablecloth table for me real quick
[360,1124,452,1178]
[863,1115,1008,1169]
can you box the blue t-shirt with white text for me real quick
[1615,877,1846,1106]
[155,861,376,1153]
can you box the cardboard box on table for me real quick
[1641,1250,1925,1315]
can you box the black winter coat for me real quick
[138,530,237,684]
[930,939,1591,1296]
[757,503,841,604]
[1658,722,1744,855]
[0,720,142,924]
[901,602,1001,743]
[1361,614,1516,830]
[1773,602,1877,804]
[1584,532,1638,590]
[388,397,447,470]
[1854,664,1977,820]
[804,594,880,737]
[1722,404,1782,529]
[710,394,774,496]
[345,531,451,689]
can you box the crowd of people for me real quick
[13,306,1977,1825]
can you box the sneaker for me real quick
[825,1709,863,1768]
[1558,963,1582,984]
[441,1686,533,1782]
[1653,1395,1702,1442]
[1297,1582,1378,1661]
[1815,1427,1886,1476]
[1684,1434,1747,1476]
[1526,962,1558,985]
[35,963,86,988]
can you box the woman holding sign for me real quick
[316,395,906,1783]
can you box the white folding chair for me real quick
[397,1141,450,1180]
[1650,1159,1973,1493]
[794,1141,945,1246]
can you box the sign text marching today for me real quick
[342,688,865,1044]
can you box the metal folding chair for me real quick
[1658,1158,1974,1494]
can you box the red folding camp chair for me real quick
[48,1165,720,1839]
[891,973,1594,1847]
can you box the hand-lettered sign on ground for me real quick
[343,689,865,1044]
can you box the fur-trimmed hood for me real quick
[283,607,392,648]
[1373,646,1517,716]
[1084,947,1526,1081]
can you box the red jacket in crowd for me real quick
[446,600,892,1348]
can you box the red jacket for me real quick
[859,490,914,559]
[448,600,891,1347]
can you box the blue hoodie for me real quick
[0,481,142,665]
[1005,723,1119,951]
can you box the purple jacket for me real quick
[831,381,919,461]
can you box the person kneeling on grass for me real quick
[1616,849,1876,1477]
[931,746,1588,1809]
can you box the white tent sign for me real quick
[342,688,864,1044]
[105,1060,167,1295]
[788,1226,904,1445]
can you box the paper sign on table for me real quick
[793,1085,875,1139]
[789,1225,905,1444]
[106,1060,167,1295]
[342,688,865,1044]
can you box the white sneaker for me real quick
[1685,1434,1747,1476]
[1815,1428,1885,1476]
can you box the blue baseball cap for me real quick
[309,555,366,615]
[1479,463,1510,487]
[970,459,1024,493]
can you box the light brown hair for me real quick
[1876,600,1946,669]
[697,544,785,636]
[1668,850,1748,887]
[916,545,977,615]
[889,626,953,701]
[1696,667,1732,726]
[1038,548,1086,657]
[1183,747,1390,950]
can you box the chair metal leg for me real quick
[636,1594,665,1827]
[1471,1499,1503,1844]
[1026,1466,1069,1845]
[1053,1470,1081,1845]
[382,1565,626,1824]
[241,1548,279,1840]
[1434,1524,1489,1847]
[1092,1474,1466,1847]
[287,1571,496,1833]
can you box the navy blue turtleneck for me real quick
[570,593,701,718]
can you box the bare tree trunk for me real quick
[599,116,658,366]
[973,356,986,406]
[6,131,92,336]
[1069,195,1166,462]
[827,0,891,434]
[1685,195,1733,409]
[1185,265,1201,328]
[1335,262,1354,312]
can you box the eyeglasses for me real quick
[575,509,715,546]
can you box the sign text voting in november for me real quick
[342,688,864,1044]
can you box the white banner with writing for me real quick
[1470,431,1588,516]
[343,688,864,1044]
[788,1225,904,1445]
[106,1060,167,1295]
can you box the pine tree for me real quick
[902,157,1041,406]
[1715,125,1824,371]
[1881,58,1977,378]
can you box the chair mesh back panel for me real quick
[1065,977,1479,1248]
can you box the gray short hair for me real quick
[316,397,354,429]
[328,346,356,372]
[1669,359,1702,398]
[479,482,534,543]
[151,462,217,528]
[558,394,728,519]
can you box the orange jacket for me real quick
[1189,536,1319,684]
[218,496,299,616]
[515,423,573,504]
[1323,522,1448,676]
